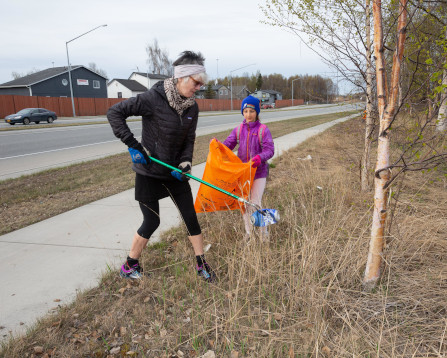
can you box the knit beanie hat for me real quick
[241,96,260,115]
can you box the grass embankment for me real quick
[0,111,356,236]
[1,113,447,357]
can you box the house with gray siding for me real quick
[251,89,283,105]
[0,66,108,98]
[195,84,250,100]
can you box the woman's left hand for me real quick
[251,155,261,168]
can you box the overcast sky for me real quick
[1,0,335,86]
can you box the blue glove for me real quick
[128,143,150,164]
[171,161,191,181]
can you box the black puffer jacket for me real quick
[107,81,198,180]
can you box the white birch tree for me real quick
[363,0,408,290]
[436,26,447,132]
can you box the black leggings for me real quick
[137,189,201,239]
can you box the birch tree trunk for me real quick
[363,0,408,290]
[361,0,374,191]
[437,27,447,132]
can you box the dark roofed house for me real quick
[0,66,108,98]
[251,89,283,106]
[195,84,231,99]
[107,79,147,98]
[231,85,251,100]
[196,84,251,100]
[128,72,169,90]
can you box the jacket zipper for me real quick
[246,124,250,162]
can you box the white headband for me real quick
[174,64,206,79]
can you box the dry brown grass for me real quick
[0,111,356,236]
[2,115,446,357]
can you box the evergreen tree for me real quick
[256,72,263,90]
[204,83,215,99]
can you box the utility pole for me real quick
[229,63,255,110]
[66,24,107,117]
[216,58,219,80]
[291,78,300,106]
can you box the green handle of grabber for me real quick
[148,156,249,205]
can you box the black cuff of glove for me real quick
[123,135,139,148]
[179,161,192,173]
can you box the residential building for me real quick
[129,72,169,90]
[107,79,147,98]
[231,85,251,100]
[196,84,229,99]
[251,89,283,105]
[0,66,108,98]
[195,84,250,100]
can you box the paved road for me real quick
[0,104,360,180]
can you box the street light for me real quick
[291,78,300,107]
[229,63,255,111]
[66,24,107,117]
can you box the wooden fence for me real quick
[0,95,301,118]
[275,99,304,107]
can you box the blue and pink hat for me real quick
[241,96,260,115]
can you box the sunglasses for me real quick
[189,76,204,88]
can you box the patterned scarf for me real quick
[164,77,196,116]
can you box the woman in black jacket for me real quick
[107,51,216,282]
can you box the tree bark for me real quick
[364,0,408,290]
[361,0,374,191]
[437,26,447,132]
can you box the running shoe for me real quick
[197,263,217,283]
[120,262,143,279]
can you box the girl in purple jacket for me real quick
[223,96,275,239]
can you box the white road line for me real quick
[0,122,141,136]
[0,140,120,160]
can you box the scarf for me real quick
[164,77,196,116]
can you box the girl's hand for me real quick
[251,155,261,168]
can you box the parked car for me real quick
[5,108,57,125]
[261,103,273,109]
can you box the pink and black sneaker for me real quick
[120,262,143,279]
[197,262,217,283]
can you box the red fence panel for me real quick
[196,99,242,112]
[57,97,73,117]
[275,99,304,108]
[0,95,259,119]
[94,98,109,116]
[0,95,16,117]
[37,97,60,114]
[107,98,126,108]
[77,98,96,116]
[13,95,38,111]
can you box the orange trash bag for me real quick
[194,139,256,213]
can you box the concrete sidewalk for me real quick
[0,114,356,341]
